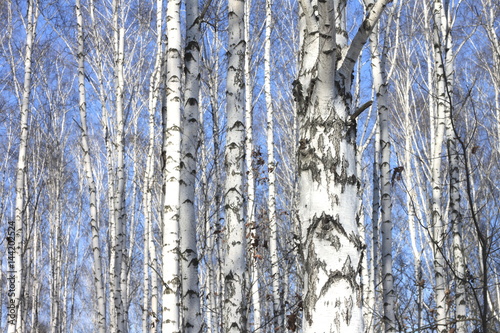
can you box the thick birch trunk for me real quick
[179,0,202,329]
[162,0,183,330]
[9,2,37,332]
[295,0,388,331]
[224,0,247,330]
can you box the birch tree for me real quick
[294,0,389,331]
[179,0,203,329]
[430,0,451,330]
[9,1,38,331]
[75,1,107,330]
[162,0,183,329]
[264,0,281,329]
[437,1,467,330]
[142,0,163,331]
[370,3,399,329]
[111,1,127,330]
[223,0,247,330]
[243,0,260,329]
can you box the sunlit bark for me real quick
[162,0,183,329]
[180,0,202,328]
[223,0,247,330]
[75,1,107,331]
[295,0,388,331]
[9,1,38,332]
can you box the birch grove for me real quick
[1,0,500,332]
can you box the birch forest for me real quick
[2,0,500,332]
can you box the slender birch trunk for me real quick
[142,1,163,332]
[370,21,395,332]
[438,3,466,330]
[265,0,281,329]
[9,1,37,332]
[85,6,119,328]
[401,77,424,331]
[369,47,381,333]
[224,0,247,330]
[162,0,183,330]
[111,0,127,330]
[295,0,388,331]
[482,0,500,153]
[204,27,224,329]
[180,0,202,329]
[75,1,107,330]
[49,181,63,333]
[242,0,260,330]
[448,112,466,333]
[431,1,449,330]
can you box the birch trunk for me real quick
[111,0,127,330]
[369,44,381,333]
[223,0,247,330]
[204,27,224,329]
[180,0,202,328]
[75,1,107,330]
[295,0,388,331]
[439,3,466,330]
[448,114,466,333]
[9,1,37,332]
[142,1,163,331]
[431,1,449,330]
[402,77,424,331]
[482,0,500,153]
[370,22,395,332]
[265,0,281,329]
[162,0,183,329]
[243,0,261,329]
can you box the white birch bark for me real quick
[295,0,388,331]
[75,1,107,331]
[265,0,281,329]
[243,0,260,330]
[209,27,225,331]
[142,1,163,332]
[401,72,424,331]
[448,116,466,333]
[180,0,202,329]
[162,0,183,329]
[143,214,150,333]
[439,2,466,330]
[369,45,381,333]
[9,1,38,332]
[482,0,500,153]
[224,0,247,330]
[202,26,225,330]
[370,21,395,332]
[111,0,126,330]
[431,1,449,330]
